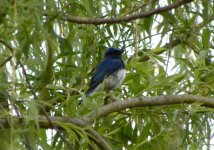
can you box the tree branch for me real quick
[2,95,214,127]
[63,0,193,25]
[139,14,214,62]
[0,116,112,150]
[0,39,14,67]
[1,94,213,149]
[86,128,112,150]
[84,95,214,123]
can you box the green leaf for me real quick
[143,17,153,34]
[202,28,211,49]
[202,1,209,22]
[161,12,177,25]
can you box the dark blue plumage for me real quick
[86,47,126,96]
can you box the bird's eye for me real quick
[112,51,117,55]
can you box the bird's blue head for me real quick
[104,47,124,59]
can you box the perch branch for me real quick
[1,95,213,127]
[84,94,214,123]
[1,94,214,150]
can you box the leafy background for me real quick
[0,0,214,149]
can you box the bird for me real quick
[85,47,126,97]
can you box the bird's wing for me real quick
[86,58,124,95]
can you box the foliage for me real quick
[0,0,214,149]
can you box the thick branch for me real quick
[87,128,112,150]
[1,95,213,128]
[1,95,213,149]
[64,0,193,25]
[9,95,212,126]
[84,95,214,123]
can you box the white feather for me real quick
[91,69,126,94]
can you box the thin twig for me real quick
[0,39,13,52]
[20,64,37,99]
[0,56,12,68]
[0,39,14,67]
[8,94,33,150]
[123,0,159,16]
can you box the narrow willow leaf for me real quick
[202,28,211,49]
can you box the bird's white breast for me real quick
[112,69,126,86]
[91,69,126,94]
[104,69,126,89]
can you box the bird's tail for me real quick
[85,89,92,97]
[78,89,92,105]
